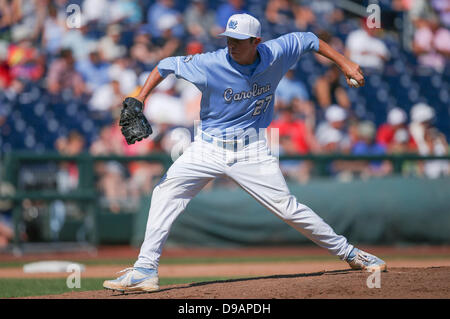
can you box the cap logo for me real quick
[228,20,238,30]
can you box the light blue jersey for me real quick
[157,32,319,138]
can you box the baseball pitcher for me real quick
[104,13,386,293]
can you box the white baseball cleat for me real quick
[346,248,387,272]
[103,267,159,292]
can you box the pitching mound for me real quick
[25,267,450,299]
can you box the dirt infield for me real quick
[22,267,450,299]
[2,245,450,299]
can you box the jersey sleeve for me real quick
[157,54,207,89]
[272,32,320,72]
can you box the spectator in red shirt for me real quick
[0,60,11,88]
[7,39,44,83]
[270,105,320,155]
[376,107,416,153]
[269,105,320,183]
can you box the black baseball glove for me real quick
[119,97,153,145]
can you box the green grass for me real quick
[0,277,106,298]
[0,276,231,299]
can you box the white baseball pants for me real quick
[134,134,354,269]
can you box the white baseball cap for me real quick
[157,14,178,31]
[325,105,347,123]
[387,107,407,126]
[410,103,435,123]
[219,13,261,40]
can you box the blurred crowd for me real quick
[0,0,449,219]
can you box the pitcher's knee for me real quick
[151,177,193,203]
[150,182,170,202]
[276,195,310,221]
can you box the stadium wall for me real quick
[132,176,450,247]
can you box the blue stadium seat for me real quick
[439,87,449,104]
[13,118,27,134]
[81,118,95,134]
[407,88,419,104]
[24,132,36,150]
[33,102,47,118]
[431,74,443,89]
[392,59,407,73]
[399,73,412,89]
[376,88,389,104]
[8,127,26,150]
[1,142,11,153]
[0,101,13,117]
[46,118,60,134]
[387,95,398,108]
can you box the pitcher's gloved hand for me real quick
[119,97,153,145]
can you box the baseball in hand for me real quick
[350,78,360,88]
